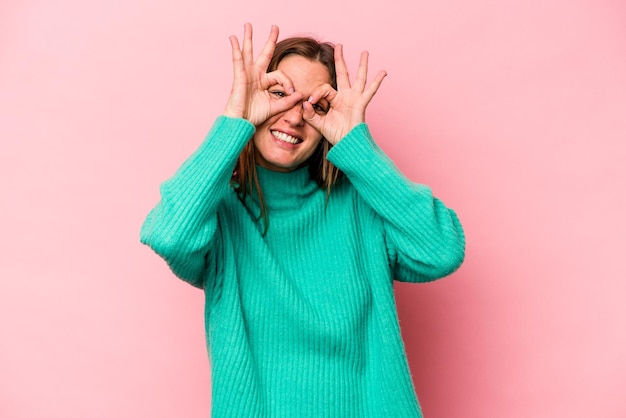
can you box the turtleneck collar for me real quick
[254,165,320,212]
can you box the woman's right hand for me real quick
[223,23,303,126]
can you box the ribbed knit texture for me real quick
[141,116,465,417]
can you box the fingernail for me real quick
[308,96,314,102]
[289,88,295,94]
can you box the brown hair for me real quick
[231,36,343,232]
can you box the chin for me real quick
[252,128,321,172]
[257,156,304,172]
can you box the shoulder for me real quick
[329,176,382,226]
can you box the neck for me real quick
[253,165,319,212]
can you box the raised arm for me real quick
[140,117,254,287]
[327,124,465,282]
[304,44,464,281]
[141,23,300,287]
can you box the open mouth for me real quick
[271,130,302,144]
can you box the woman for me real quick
[141,23,465,417]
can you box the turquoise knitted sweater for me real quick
[140,116,465,417]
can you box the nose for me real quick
[283,102,304,127]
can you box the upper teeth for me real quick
[272,131,299,144]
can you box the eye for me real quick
[269,90,286,98]
[312,102,329,115]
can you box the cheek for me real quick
[252,118,277,146]
[305,125,324,146]
[255,113,281,131]
[301,134,325,161]
[304,134,323,157]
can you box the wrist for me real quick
[223,106,244,119]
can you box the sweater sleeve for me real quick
[326,123,465,283]
[140,116,255,288]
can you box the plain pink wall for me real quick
[2,0,625,416]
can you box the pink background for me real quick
[2,0,625,416]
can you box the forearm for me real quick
[140,116,254,285]
[327,123,465,281]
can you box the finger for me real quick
[302,101,324,130]
[261,69,296,94]
[353,51,369,92]
[229,35,243,73]
[256,25,279,71]
[262,70,304,116]
[362,70,387,102]
[242,23,253,66]
[270,91,305,116]
[307,83,337,110]
[334,44,351,90]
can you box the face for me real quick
[253,55,332,172]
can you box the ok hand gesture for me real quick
[223,23,303,126]
[302,44,387,145]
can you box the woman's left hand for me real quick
[302,44,387,145]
